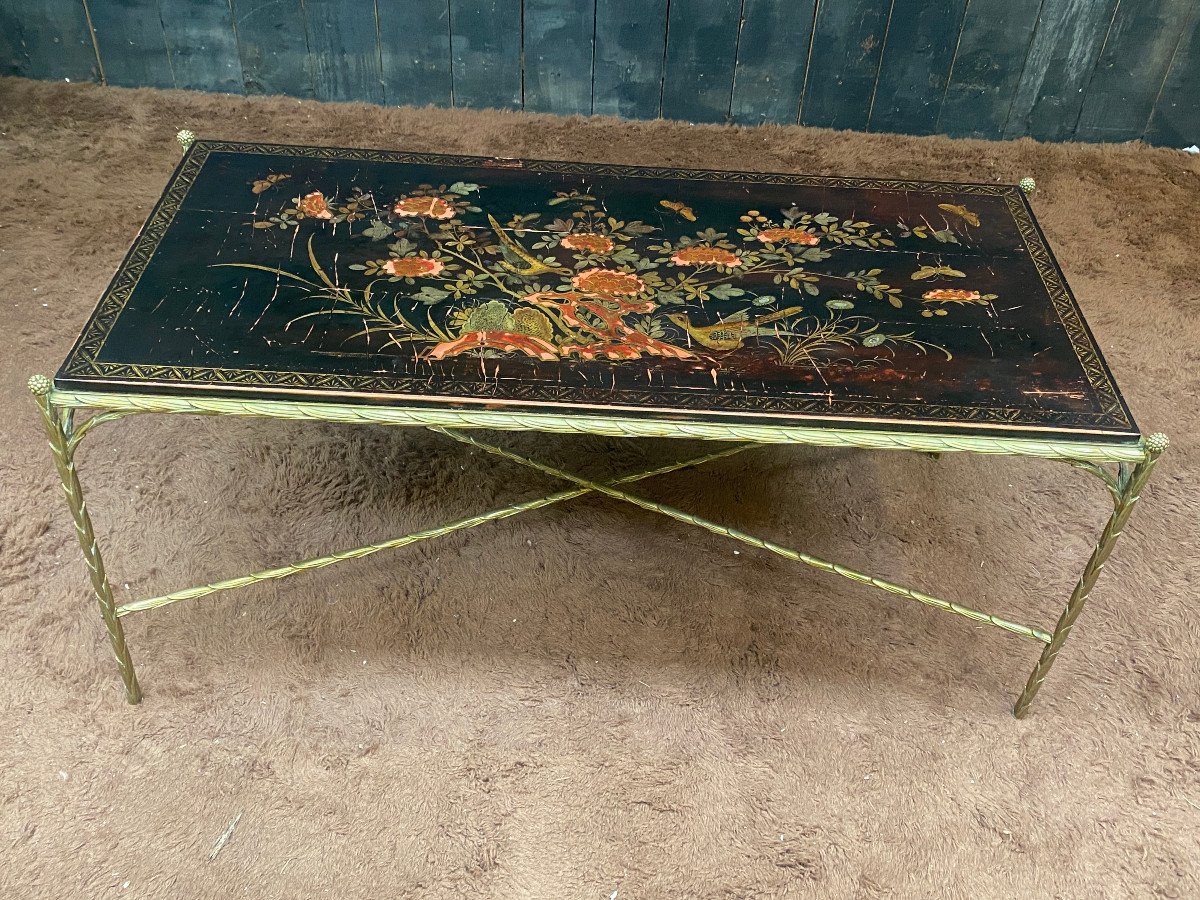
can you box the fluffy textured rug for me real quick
[1,76,1197,898]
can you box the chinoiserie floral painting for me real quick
[233,173,1003,373]
[74,148,1109,427]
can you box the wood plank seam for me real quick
[1067,0,1121,138]
[657,0,672,117]
[80,0,106,85]
[725,0,749,123]
[792,0,823,124]
[863,0,897,129]
[1141,6,1197,140]
[996,0,1048,138]
[225,0,246,93]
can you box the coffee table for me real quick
[31,135,1167,716]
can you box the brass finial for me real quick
[28,374,52,396]
[1019,177,1036,195]
[1145,433,1169,455]
[176,129,196,150]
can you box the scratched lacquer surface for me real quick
[58,141,1137,441]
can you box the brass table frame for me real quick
[30,375,1167,716]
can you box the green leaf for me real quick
[449,181,480,195]
[305,236,338,290]
[363,219,393,240]
[212,261,322,288]
[803,282,819,296]
[707,284,746,301]
[415,286,450,304]
[752,295,777,306]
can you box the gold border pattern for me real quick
[50,389,1152,462]
[57,140,1138,440]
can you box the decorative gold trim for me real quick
[185,140,1040,193]
[49,387,1150,462]
[60,360,1137,435]
[1003,190,1131,429]
[59,367,1139,438]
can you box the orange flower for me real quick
[571,268,646,296]
[383,257,445,277]
[756,227,819,246]
[298,191,333,220]
[560,232,615,254]
[922,289,982,302]
[393,195,456,220]
[669,246,743,267]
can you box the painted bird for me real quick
[666,306,805,351]
[487,214,569,276]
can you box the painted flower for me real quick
[756,227,819,246]
[383,257,445,277]
[560,232,615,254]
[393,195,457,220]
[922,289,982,302]
[669,246,743,267]
[297,191,333,220]
[571,268,646,296]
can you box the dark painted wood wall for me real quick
[1,1,1197,146]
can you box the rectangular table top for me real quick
[57,140,1138,444]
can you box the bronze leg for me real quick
[30,377,142,704]
[1013,433,1169,718]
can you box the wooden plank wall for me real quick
[2,0,1198,146]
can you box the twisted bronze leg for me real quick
[30,376,142,704]
[1013,433,1168,718]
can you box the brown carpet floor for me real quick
[1,76,1197,898]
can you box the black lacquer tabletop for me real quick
[57,140,1138,442]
